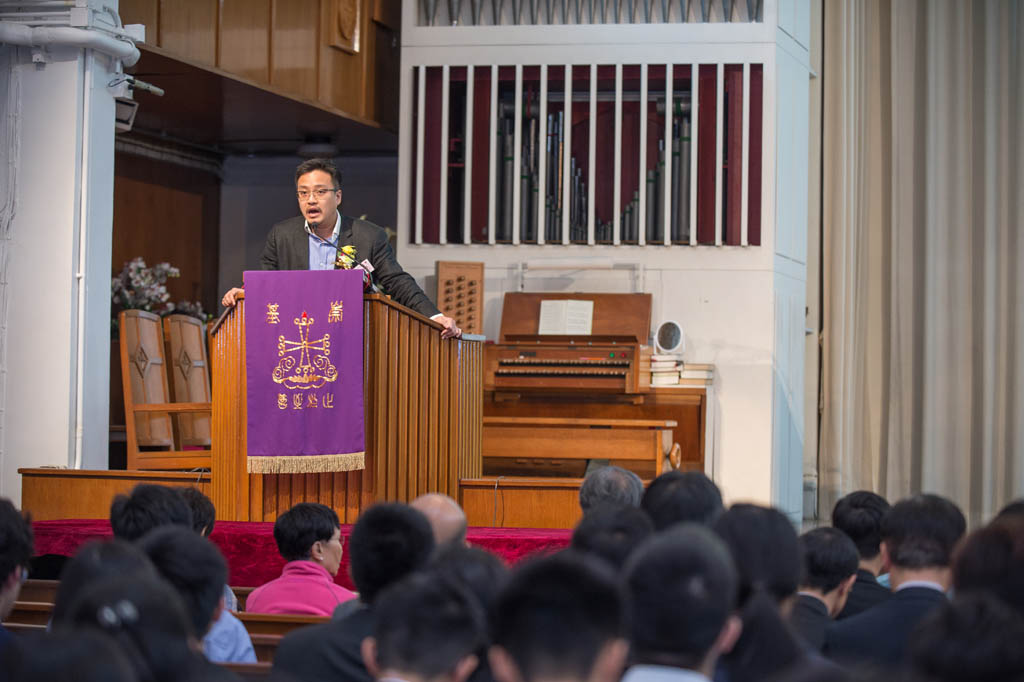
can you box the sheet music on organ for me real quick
[537,300,594,335]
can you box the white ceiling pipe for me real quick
[0,21,139,65]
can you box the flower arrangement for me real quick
[111,257,209,328]
[334,244,358,269]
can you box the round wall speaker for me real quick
[655,320,685,354]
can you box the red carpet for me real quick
[32,520,572,589]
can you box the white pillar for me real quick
[0,42,117,504]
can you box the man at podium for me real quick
[222,158,460,339]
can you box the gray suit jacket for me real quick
[259,215,441,319]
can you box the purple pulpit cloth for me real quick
[244,270,364,474]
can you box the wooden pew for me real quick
[236,612,327,636]
[2,621,46,634]
[233,585,255,612]
[223,662,274,678]
[19,579,58,604]
[250,633,282,663]
[8,602,51,626]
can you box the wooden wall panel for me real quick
[159,0,218,65]
[113,153,220,313]
[119,0,159,41]
[219,0,272,83]
[318,0,368,118]
[271,0,320,100]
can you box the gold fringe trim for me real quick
[247,452,365,474]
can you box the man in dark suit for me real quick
[789,527,858,651]
[831,490,894,619]
[222,158,460,338]
[824,494,966,668]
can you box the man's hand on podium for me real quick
[222,287,245,307]
[435,314,461,339]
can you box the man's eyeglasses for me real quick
[297,188,338,200]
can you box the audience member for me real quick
[109,484,193,542]
[431,544,510,616]
[994,499,1024,522]
[825,493,966,668]
[579,466,644,514]
[830,491,892,619]
[246,502,356,616]
[790,528,859,651]
[712,504,812,682]
[362,572,486,682]
[951,515,1024,616]
[431,545,511,682]
[570,505,654,571]
[0,498,33,652]
[0,629,137,682]
[138,525,255,664]
[51,539,157,627]
[411,493,469,548]
[908,592,1024,682]
[641,471,723,530]
[179,487,216,538]
[59,573,237,681]
[489,553,629,682]
[273,503,435,682]
[622,525,741,682]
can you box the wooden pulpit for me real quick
[209,293,483,522]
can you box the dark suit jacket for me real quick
[824,585,947,668]
[272,604,374,682]
[836,569,892,620]
[789,594,831,652]
[259,215,441,319]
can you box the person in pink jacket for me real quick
[246,502,356,616]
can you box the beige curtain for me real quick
[820,0,1024,524]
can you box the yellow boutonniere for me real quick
[335,244,358,269]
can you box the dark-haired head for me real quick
[138,525,228,637]
[490,553,628,682]
[349,503,435,605]
[273,502,340,562]
[909,592,1024,682]
[109,484,193,542]
[624,525,740,674]
[178,488,216,537]
[952,516,1024,617]
[641,471,723,530]
[295,158,342,188]
[831,491,890,560]
[58,574,208,682]
[571,504,654,572]
[712,504,804,682]
[52,539,157,626]
[0,498,33,621]
[800,527,859,593]
[579,466,644,514]
[995,499,1024,522]
[431,544,510,617]
[364,571,486,682]
[881,494,966,570]
[0,629,137,682]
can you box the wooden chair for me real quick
[237,612,328,636]
[119,310,211,470]
[162,314,213,449]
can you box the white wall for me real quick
[0,44,116,505]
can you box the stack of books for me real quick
[649,354,683,386]
[678,363,714,387]
[647,357,714,387]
